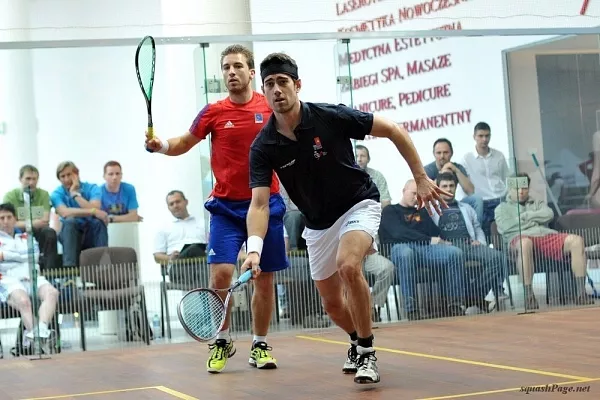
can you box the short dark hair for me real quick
[166,190,186,203]
[103,160,122,174]
[19,165,39,179]
[220,44,254,69]
[0,203,16,217]
[474,122,491,133]
[436,172,458,187]
[433,138,453,154]
[355,144,370,160]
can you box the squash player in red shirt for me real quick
[145,45,287,374]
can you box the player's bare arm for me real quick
[243,142,276,273]
[242,186,271,278]
[247,187,271,240]
[369,114,451,214]
[369,115,428,180]
[145,131,201,156]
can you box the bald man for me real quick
[379,179,466,320]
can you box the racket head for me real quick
[135,35,156,103]
[177,288,227,342]
[135,35,156,134]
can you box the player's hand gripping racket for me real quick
[177,270,253,342]
[135,35,156,148]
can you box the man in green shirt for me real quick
[3,165,58,269]
[495,173,594,309]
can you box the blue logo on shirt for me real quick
[254,113,263,123]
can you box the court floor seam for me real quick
[415,377,600,400]
[296,335,594,381]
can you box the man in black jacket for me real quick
[379,179,466,320]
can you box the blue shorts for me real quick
[204,193,289,273]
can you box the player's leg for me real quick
[204,208,245,373]
[336,200,382,384]
[314,272,360,373]
[248,194,289,369]
[32,279,59,339]
[248,269,276,368]
[336,231,379,383]
[304,224,359,375]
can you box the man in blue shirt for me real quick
[50,161,109,267]
[430,172,506,312]
[101,161,142,223]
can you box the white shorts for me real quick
[301,199,381,281]
[0,276,50,301]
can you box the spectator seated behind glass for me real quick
[379,179,466,320]
[153,190,208,286]
[494,173,594,309]
[424,138,484,223]
[430,172,506,311]
[100,161,143,223]
[3,164,58,269]
[0,203,60,342]
[355,145,392,208]
[50,161,109,268]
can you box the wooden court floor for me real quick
[1,307,599,400]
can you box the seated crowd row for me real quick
[0,122,596,343]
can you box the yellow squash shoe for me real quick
[206,339,236,373]
[248,341,277,369]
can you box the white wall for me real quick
[250,0,600,203]
[19,0,252,281]
[0,0,37,197]
[28,0,163,41]
[30,44,205,281]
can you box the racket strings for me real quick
[180,290,226,340]
[137,39,155,96]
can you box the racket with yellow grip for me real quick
[135,36,156,145]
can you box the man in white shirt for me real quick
[0,203,60,341]
[461,122,510,237]
[153,191,208,285]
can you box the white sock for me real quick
[350,340,358,347]
[253,335,267,344]
[216,328,231,342]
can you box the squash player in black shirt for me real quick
[241,52,450,385]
